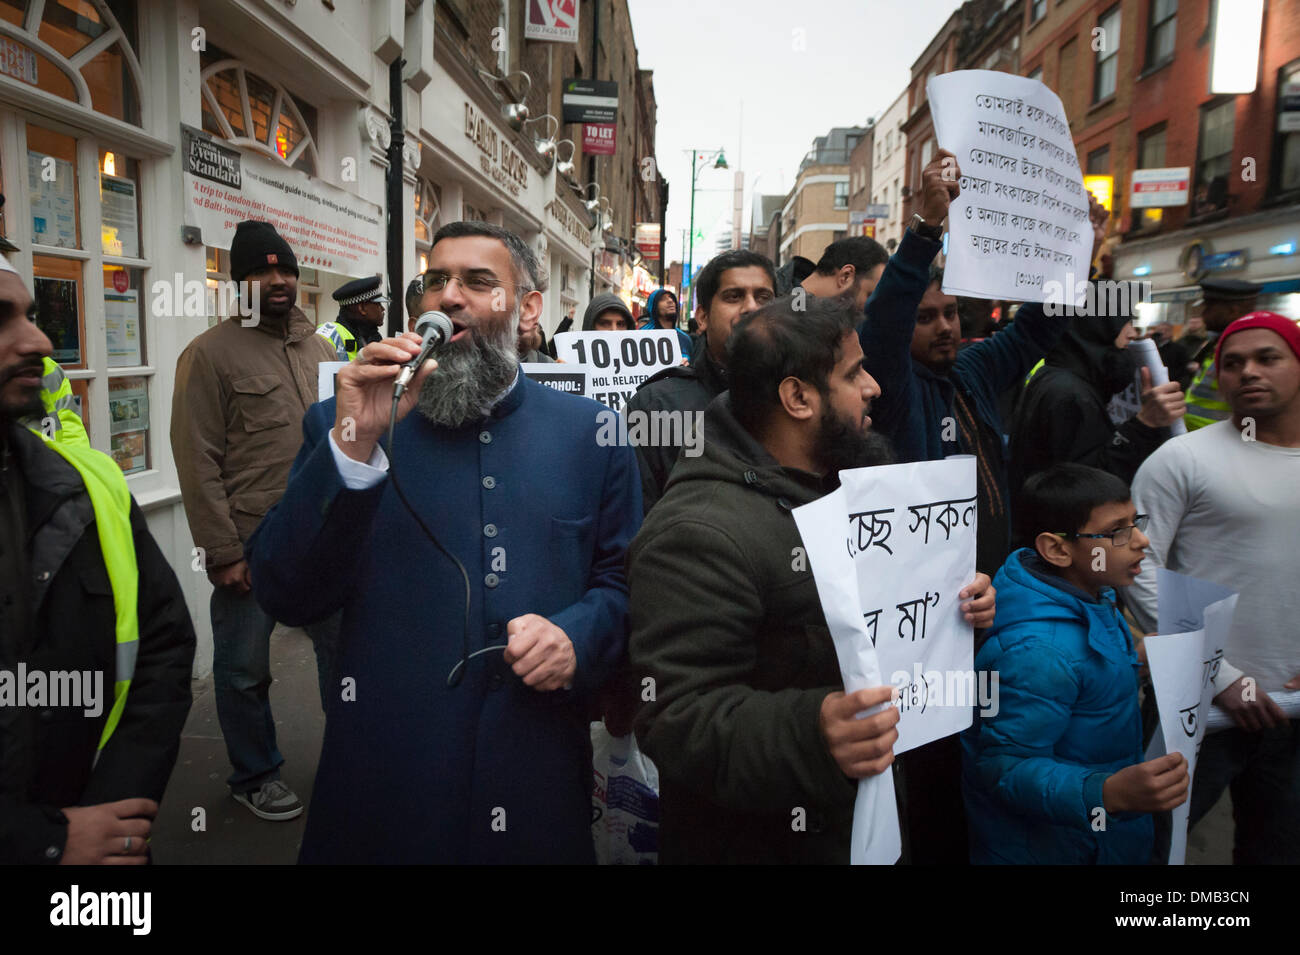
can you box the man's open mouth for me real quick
[449,316,470,342]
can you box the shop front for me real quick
[1118,206,1300,327]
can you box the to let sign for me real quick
[583,123,616,155]
[1131,167,1191,208]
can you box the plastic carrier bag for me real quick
[591,721,659,865]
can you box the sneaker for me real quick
[233,780,304,821]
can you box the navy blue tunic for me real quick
[247,377,641,862]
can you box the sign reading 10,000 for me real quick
[568,334,677,375]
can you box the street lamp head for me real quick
[713,149,729,170]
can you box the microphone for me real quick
[394,310,454,398]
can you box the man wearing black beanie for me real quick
[170,220,336,822]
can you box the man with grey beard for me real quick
[247,221,642,863]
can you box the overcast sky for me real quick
[627,0,966,266]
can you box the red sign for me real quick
[112,270,129,293]
[582,123,616,155]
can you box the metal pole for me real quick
[686,150,697,313]
[386,58,404,338]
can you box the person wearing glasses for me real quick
[316,275,389,361]
[962,463,1189,864]
[246,221,641,863]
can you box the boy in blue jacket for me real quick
[962,463,1189,864]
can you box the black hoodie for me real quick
[1009,311,1167,511]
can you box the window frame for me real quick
[1093,5,1122,104]
[1270,57,1300,198]
[1193,97,1236,216]
[1144,0,1178,71]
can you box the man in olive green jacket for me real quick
[629,295,995,863]
[170,220,335,821]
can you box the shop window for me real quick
[33,253,84,368]
[26,123,80,249]
[107,374,148,473]
[1194,99,1234,216]
[98,146,140,258]
[0,0,143,125]
[1274,60,1300,196]
[1093,6,1121,103]
[199,52,319,175]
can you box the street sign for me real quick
[562,78,618,124]
[1131,167,1191,208]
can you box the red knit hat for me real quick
[1215,311,1300,379]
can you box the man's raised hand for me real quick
[332,332,438,462]
[918,149,962,226]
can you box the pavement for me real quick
[150,625,1235,865]
[151,625,324,865]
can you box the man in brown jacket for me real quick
[170,220,335,821]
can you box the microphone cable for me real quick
[385,391,475,688]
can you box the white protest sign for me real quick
[792,488,902,866]
[927,70,1092,304]
[553,330,683,410]
[522,362,592,398]
[317,361,348,402]
[1144,584,1237,865]
[839,457,979,753]
[1105,338,1188,434]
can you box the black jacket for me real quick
[0,424,194,864]
[628,393,856,863]
[624,345,727,513]
[1009,317,1167,514]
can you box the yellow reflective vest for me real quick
[25,358,138,754]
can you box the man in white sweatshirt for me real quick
[1125,311,1300,864]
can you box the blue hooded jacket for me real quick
[641,288,693,359]
[961,547,1152,864]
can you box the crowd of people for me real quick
[2,139,1297,866]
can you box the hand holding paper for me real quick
[1212,675,1290,731]
[1102,751,1189,814]
[819,687,900,780]
[1135,364,1188,430]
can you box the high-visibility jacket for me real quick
[1184,352,1232,431]
[316,321,357,361]
[35,356,89,445]
[24,359,138,755]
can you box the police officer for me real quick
[316,275,387,361]
[1184,278,1260,430]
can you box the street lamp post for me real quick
[685,147,728,313]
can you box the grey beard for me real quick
[416,316,519,428]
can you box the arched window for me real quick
[0,0,144,125]
[199,55,318,174]
[414,177,440,273]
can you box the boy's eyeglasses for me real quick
[1054,514,1150,548]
